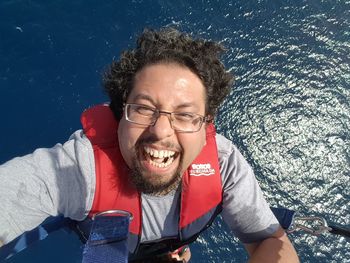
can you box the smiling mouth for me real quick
[143,146,177,168]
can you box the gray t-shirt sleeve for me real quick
[217,134,279,243]
[0,130,95,244]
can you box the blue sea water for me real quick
[0,0,349,262]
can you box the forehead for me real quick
[128,63,206,111]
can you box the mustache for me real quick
[135,135,182,152]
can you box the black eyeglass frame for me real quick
[124,103,210,133]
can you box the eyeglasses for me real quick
[124,103,209,133]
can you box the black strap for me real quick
[329,224,350,238]
[271,207,296,230]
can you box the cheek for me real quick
[180,131,206,167]
[118,119,139,166]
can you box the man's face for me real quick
[117,63,207,194]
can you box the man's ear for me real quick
[206,115,214,124]
[203,115,214,147]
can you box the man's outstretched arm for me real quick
[245,226,299,263]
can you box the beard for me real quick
[128,137,183,195]
[130,158,182,195]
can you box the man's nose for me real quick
[148,113,174,139]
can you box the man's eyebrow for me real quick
[175,102,198,110]
[132,94,199,110]
[132,94,156,104]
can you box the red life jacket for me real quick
[80,104,222,258]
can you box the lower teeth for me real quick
[150,157,173,168]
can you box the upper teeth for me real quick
[144,147,175,158]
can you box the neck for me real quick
[144,181,182,197]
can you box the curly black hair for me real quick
[103,27,234,120]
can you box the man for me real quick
[0,27,299,262]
